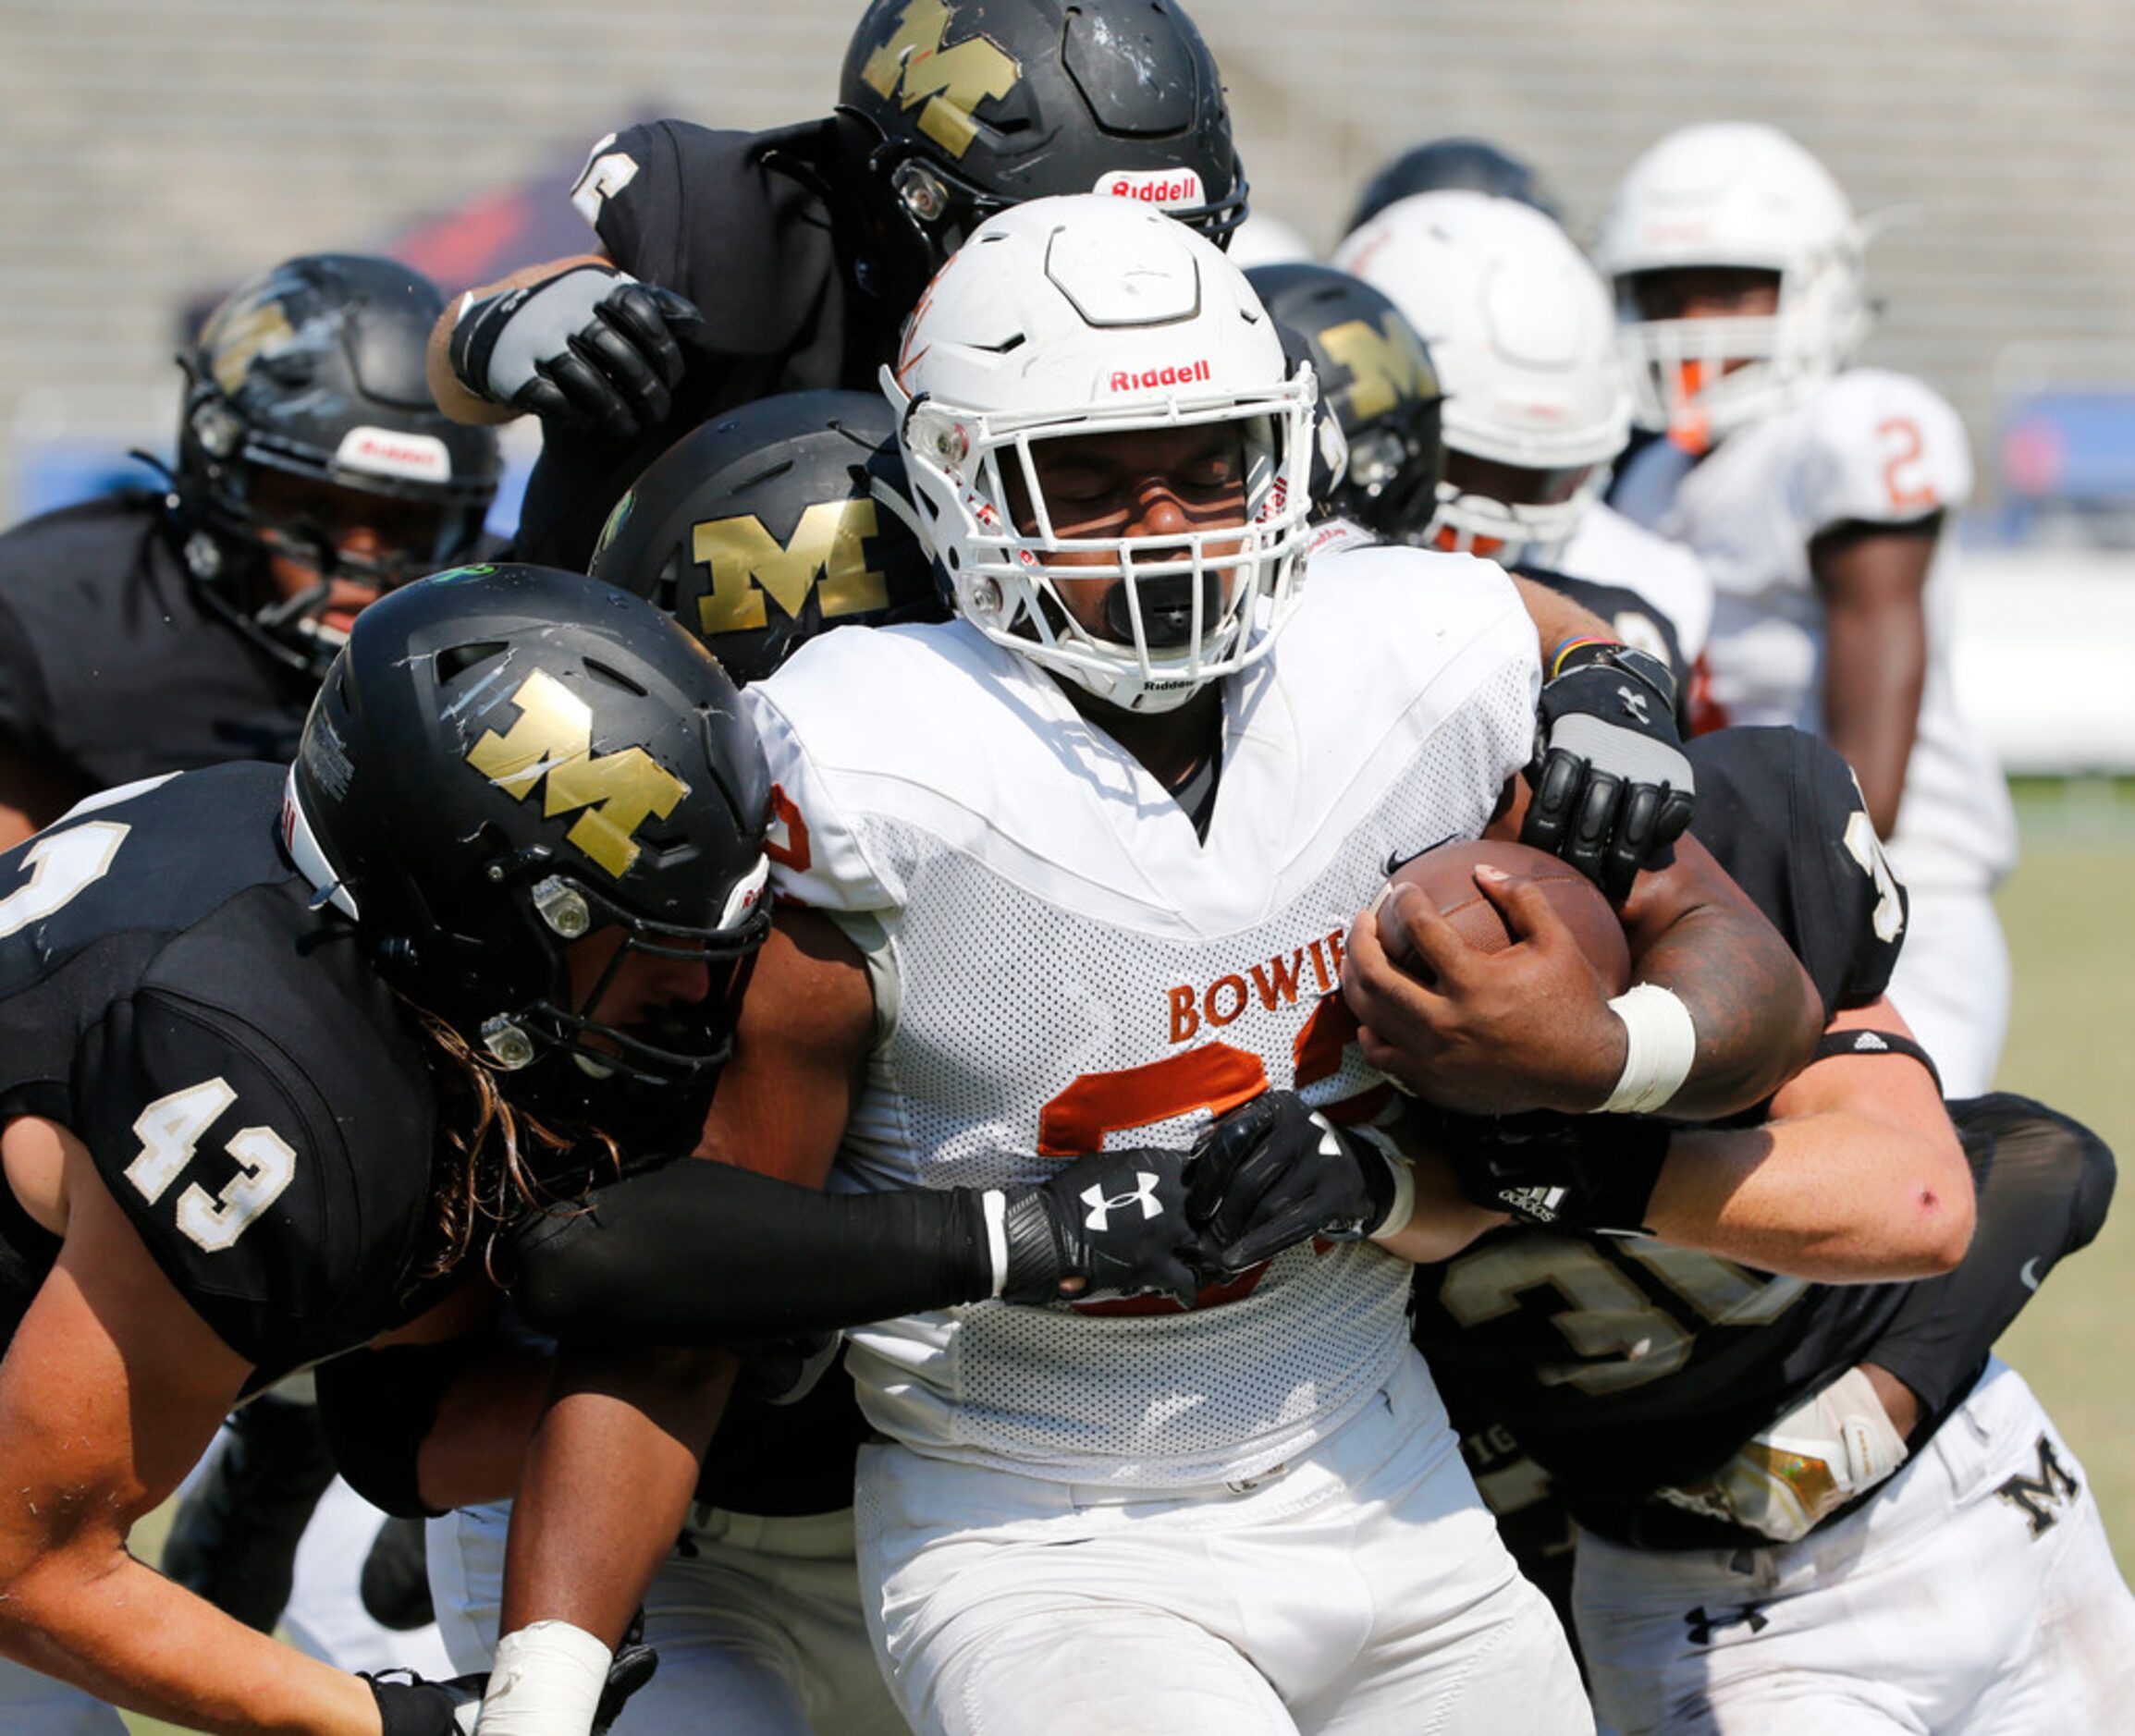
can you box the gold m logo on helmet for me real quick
[1318,317,1436,422]
[464,670,686,879]
[859,0,1020,160]
[204,301,297,396]
[693,502,890,638]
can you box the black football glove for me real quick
[996,1148,1198,1305]
[1423,1105,1672,1238]
[447,263,703,438]
[1185,1092,1410,1278]
[367,1636,658,1736]
[1522,642,1695,901]
[364,1667,483,1736]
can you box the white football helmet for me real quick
[1596,122,1870,448]
[883,194,1317,715]
[1332,189,1628,562]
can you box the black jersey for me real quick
[516,119,900,572]
[1413,725,1915,1547]
[0,763,449,1384]
[0,494,315,790]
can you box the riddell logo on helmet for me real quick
[1106,358,1212,394]
[1096,168,1207,208]
[336,427,450,483]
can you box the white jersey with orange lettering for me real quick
[1612,369,2016,1093]
[745,544,1539,1491]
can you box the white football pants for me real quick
[1573,1359,2135,1732]
[1883,882,2009,1100]
[432,1498,906,1735]
[858,1349,1592,1735]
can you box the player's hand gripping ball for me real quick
[1365,839,1632,989]
[1344,839,1635,1113]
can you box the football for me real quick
[1360,839,1632,994]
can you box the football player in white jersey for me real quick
[1333,189,1714,666]
[472,197,1834,1736]
[1597,122,2017,1096]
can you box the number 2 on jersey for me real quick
[1879,417,1938,513]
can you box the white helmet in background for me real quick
[883,195,1318,715]
[1332,189,1628,562]
[1596,122,1870,449]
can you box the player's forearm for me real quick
[1369,1143,1508,1265]
[0,1548,381,1733]
[1646,1107,1972,1282]
[1821,610,1921,837]
[1509,572,1611,665]
[509,1159,1000,1344]
[1622,907,1822,1120]
[497,1345,736,1648]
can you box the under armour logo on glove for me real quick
[1523,640,1695,901]
[995,1148,1197,1304]
[1081,1172,1168,1231]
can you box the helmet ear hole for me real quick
[437,641,509,681]
[584,658,650,699]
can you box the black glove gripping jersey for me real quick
[0,494,315,789]
[518,119,896,570]
[1413,726,1923,1547]
[0,764,447,1382]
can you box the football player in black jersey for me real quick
[404,393,943,1736]
[425,0,1246,573]
[1382,727,2135,1730]
[0,561,1196,1733]
[0,254,501,851]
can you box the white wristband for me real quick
[1352,1125,1417,1241]
[979,1188,1012,1298]
[1599,984,1698,1116]
[476,1620,612,1736]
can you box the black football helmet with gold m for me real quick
[174,254,501,675]
[284,564,771,1119]
[1247,263,1446,539]
[589,389,943,685]
[835,0,1245,309]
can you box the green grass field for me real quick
[117,801,2135,1730]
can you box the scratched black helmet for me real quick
[1344,137,1563,238]
[1247,263,1445,538]
[285,564,772,1114]
[589,389,944,684]
[175,253,501,675]
[836,0,1246,311]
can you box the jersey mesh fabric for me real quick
[759,554,1541,1487]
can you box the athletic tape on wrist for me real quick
[476,1620,612,1736]
[979,1189,1011,1298]
[1599,984,1698,1115]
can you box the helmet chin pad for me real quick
[1108,570,1222,650]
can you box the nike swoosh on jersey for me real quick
[1384,834,1462,878]
[2020,1257,2046,1292]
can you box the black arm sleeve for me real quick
[1865,1092,2116,1431]
[508,1161,997,1345]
